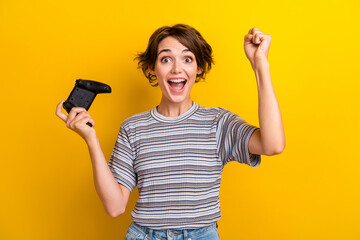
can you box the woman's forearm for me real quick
[85,134,128,217]
[253,60,286,155]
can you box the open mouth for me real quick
[167,79,187,91]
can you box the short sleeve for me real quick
[217,109,261,168]
[108,125,137,192]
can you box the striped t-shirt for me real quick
[108,101,261,229]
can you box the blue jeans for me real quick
[124,222,220,240]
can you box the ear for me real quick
[148,66,155,75]
[197,67,203,75]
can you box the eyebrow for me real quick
[158,49,191,55]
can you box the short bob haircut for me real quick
[134,24,214,87]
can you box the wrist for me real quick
[85,132,99,147]
[252,59,269,72]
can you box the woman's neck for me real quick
[157,97,193,117]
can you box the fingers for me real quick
[248,27,261,35]
[56,100,95,130]
[245,33,262,45]
[56,100,68,122]
[244,33,253,43]
[253,33,265,44]
[68,111,95,129]
[66,107,89,128]
[247,27,271,45]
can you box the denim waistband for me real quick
[129,221,218,239]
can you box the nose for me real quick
[171,60,182,74]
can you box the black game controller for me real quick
[63,79,111,127]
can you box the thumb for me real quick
[56,100,68,122]
[244,34,253,44]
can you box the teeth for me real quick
[168,79,186,83]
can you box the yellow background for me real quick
[1,0,359,239]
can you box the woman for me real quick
[56,24,285,240]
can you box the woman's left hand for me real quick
[244,27,272,68]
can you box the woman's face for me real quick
[149,36,202,105]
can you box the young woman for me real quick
[56,24,285,240]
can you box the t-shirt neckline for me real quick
[150,101,199,123]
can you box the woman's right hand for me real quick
[56,100,96,142]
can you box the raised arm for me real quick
[244,27,286,156]
[56,100,130,217]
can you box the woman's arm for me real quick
[249,60,286,156]
[85,134,131,218]
[245,28,286,156]
[56,101,130,217]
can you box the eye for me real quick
[161,57,170,63]
[184,57,193,63]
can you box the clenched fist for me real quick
[244,27,272,68]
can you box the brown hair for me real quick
[134,24,214,87]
